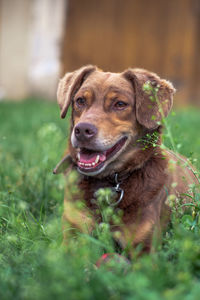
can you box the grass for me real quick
[0,99,200,300]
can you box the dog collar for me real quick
[53,155,133,207]
[53,154,73,174]
[92,173,125,207]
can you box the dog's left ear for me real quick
[57,65,97,118]
[123,68,176,130]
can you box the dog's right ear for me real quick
[57,65,97,119]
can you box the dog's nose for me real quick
[74,122,97,141]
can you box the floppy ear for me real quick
[123,68,176,130]
[57,65,97,119]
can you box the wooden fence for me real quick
[61,0,200,105]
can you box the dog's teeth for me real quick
[77,152,80,161]
[79,162,95,168]
[95,155,100,164]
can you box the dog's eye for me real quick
[114,101,128,110]
[75,97,86,108]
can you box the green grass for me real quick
[0,99,200,300]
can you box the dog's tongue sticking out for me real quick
[77,149,106,168]
[77,137,128,170]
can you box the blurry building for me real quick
[0,0,199,105]
[0,0,66,100]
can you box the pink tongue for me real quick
[80,152,106,164]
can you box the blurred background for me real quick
[0,0,200,106]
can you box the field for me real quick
[0,100,200,300]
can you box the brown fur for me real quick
[54,65,198,254]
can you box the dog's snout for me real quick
[74,122,97,141]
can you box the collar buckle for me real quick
[92,173,124,207]
[110,173,124,207]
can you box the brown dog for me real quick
[54,65,197,253]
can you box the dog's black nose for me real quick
[74,122,97,141]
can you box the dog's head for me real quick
[57,65,175,177]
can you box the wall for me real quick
[0,0,66,101]
[0,0,31,100]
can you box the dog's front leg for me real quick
[114,205,162,255]
[62,197,95,243]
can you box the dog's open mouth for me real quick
[76,136,128,174]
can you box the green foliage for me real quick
[0,99,200,300]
